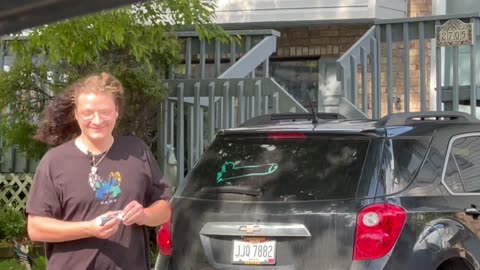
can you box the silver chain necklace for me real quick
[82,138,114,189]
[90,150,110,174]
[88,149,111,189]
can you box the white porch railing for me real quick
[337,13,480,119]
[158,78,307,186]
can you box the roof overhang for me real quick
[0,0,147,35]
[215,19,375,31]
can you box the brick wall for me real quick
[274,25,371,59]
[274,0,433,60]
[382,0,432,116]
[391,0,432,115]
[410,0,433,17]
[270,0,433,117]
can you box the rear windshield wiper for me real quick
[199,186,262,197]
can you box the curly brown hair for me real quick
[34,72,125,146]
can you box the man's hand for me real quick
[122,201,146,226]
[89,211,122,239]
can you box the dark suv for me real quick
[155,111,480,270]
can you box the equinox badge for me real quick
[239,224,261,234]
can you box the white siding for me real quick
[208,0,407,24]
[213,0,369,10]
[375,0,408,18]
[447,0,480,14]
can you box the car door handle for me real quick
[464,204,480,220]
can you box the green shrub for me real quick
[0,207,27,242]
[33,256,46,270]
[0,258,23,270]
[0,256,46,270]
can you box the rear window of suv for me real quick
[180,133,370,201]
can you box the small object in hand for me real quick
[96,214,122,226]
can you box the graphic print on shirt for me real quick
[89,171,122,204]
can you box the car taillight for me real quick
[353,203,406,260]
[268,132,306,139]
[157,219,172,256]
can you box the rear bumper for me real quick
[157,255,435,270]
[154,255,171,270]
[349,258,390,270]
[349,252,439,270]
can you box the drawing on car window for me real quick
[216,161,279,183]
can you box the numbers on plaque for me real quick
[436,19,473,47]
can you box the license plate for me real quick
[232,238,276,265]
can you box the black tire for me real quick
[437,259,473,270]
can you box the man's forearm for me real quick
[143,200,171,227]
[28,215,92,243]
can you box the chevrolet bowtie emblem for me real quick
[239,225,261,234]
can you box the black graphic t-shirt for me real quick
[26,136,170,270]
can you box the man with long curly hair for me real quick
[25,72,171,270]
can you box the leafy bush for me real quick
[0,256,46,270]
[33,256,47,270]
[0,207,27,242]
[0,258,22,270]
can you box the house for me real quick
[160,0,480,185]
[1,0,479,189]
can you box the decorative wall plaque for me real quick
[436,19,474,47]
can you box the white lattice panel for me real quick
[0,173,33,210]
